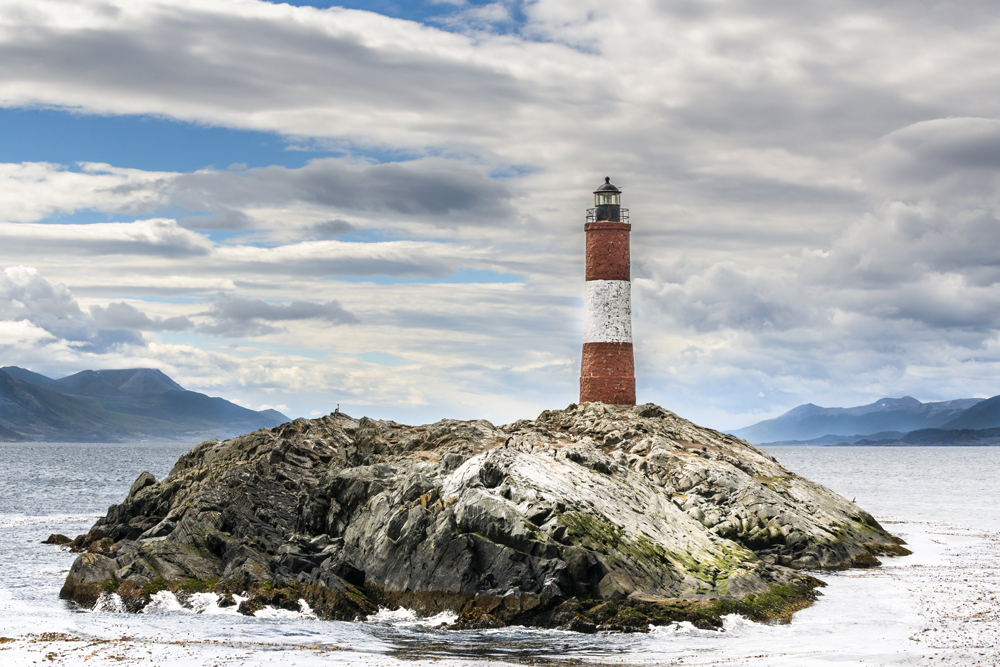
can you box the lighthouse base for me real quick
[580,342,636,405]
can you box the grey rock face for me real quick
[59,552,118,608]
[60,403,906,625]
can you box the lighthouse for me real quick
[580,177,636,405]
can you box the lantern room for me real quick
[587,177,629,223]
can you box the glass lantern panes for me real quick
[595,192,620,206]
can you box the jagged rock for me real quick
[59,403,908,630]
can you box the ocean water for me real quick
[0,442,997,666]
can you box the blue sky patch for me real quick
[261,0,527,31]
[0,108,326,172]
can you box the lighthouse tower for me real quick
[580,177,636,405]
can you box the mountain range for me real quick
[732,395,1000,445]
[0,366,289,443]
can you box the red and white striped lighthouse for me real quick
[580,177,636,405]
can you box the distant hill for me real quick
[2,366,63,391]
[940,395,1000,430]
[55,368,184,398]
[259,409,289,423]
[732,396,984,444]
[835,427,1000,447]
[0,421,29,441]
[0,366,290,442]
[0,370,153,441]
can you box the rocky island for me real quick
[59,403,908,632]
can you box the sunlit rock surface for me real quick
[60,403,907,631]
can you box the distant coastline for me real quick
[736,394,1000,446]
[760,428,1000,447]
[0,366,288,443]
[829,427,1000,447]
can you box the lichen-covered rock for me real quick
[59,403,907,630]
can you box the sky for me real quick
[1,0,1000,430]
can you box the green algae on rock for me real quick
[59,402,909,631]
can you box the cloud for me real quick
[0,161,170,223]
[0,266,144,352]
[641,262,813,334]
[0,158,517,241]
[865,118,1000,205]
[166,158,517,227]
[0,216,524,287]
[179,207,254,231]
[0,0,533,143]
[307,219,355,238]
[198,294,358,337]
[90,301,193,332]
[208,239,492,279]
[0,219,213,257]
[810,202,1000,288]
[0,319,56,347]
[797,118,1000,293]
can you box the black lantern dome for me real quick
[588,177,628,223]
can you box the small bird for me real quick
[335,404,340,414]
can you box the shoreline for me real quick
[2,520,997,665]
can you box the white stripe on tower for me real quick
[583,280,632,343]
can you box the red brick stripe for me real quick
[585,222,631,282]
[580,342,636,405]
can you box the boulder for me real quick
[59,552,118,608]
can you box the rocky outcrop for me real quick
[59,403,907,631]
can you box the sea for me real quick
[0,442,997,666]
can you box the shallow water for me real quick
[0,442,998,666]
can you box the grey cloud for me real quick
[309,219,356,238]
[643,227,1000,341]
[754,117,1000,338]
[210,242,458,280]
[167,158,516,226]
[674,77,935,155]
[90,301,193,332]
[639,263,814,334]
[379,306,575,339]
[0,220,213,258]
[197,295,358,338]
[0,267,144,352]
[871,282,1000,331]
[0,8,528,130]
[637,207,1000,370]
[809,203,1000,290]
[866,118,1000,201]
[209,297,359,323]
[197,319,278,338]
[180,208,253,231]
[693,173,863,209]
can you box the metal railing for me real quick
[586,207,629,223]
